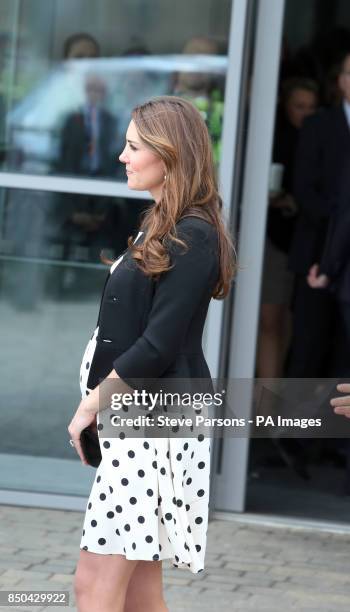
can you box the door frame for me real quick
[212,0,286,513]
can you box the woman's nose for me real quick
[119,148,127,163]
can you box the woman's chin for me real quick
[127,177,144,191]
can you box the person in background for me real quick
[287,52,350,379]
[285,53,350,483]
[55,73,120,263]
[257,78,319,378]
[58,73,118,178]
[53,32,124,281]
[330,377,350,495]
[173,37,224,167]
[307,161,350,370]
[63,32,100,60]
[174,36,219,97]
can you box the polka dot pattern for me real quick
[80,435,210,573]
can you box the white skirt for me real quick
[79,426,211,573]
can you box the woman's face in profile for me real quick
[119,120,165,194]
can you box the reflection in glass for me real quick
[0,0,231,496]
[173,37,226,166]
[0,187,147,463]
[3,56,227,178]
[0,187,147,300]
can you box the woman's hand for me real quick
[307,264,330,289]
[67,369,121,464]
[67,402,97,465]
[330,383,350,419]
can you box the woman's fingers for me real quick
[90,415,98,434]
[69,435,89,465]
[68,408,97,465]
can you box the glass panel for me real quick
[0,187,147,495]
[0,0,231,180]
[247,0,350,524]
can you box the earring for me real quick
[164,174,167,181]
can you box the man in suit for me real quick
[287,51,350,377]
[286,54,350,486]
[308,159,350,362]
[58,73,118,178]
[308,159,350,492]
[55,74,123,264]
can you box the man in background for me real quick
[287,51,350,378]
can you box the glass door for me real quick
[0,0,235,507]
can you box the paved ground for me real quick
[1,504,350,611]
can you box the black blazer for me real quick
[289,105,350,274]
[86,216,220,394]
[57,108,118,177]
[319,164,350,302]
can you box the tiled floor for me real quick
[1,504,350,611]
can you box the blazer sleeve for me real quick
[319,173,350,277]
[112,220,219,391]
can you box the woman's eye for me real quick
[129,144,137,151]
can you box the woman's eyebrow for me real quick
[126,138,139,145]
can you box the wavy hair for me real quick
[105,96,236,299]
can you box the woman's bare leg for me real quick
[124,560,169,612]
[74,549,139,612]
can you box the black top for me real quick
[86,215,220,393]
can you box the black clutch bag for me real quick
[80,426,102,468]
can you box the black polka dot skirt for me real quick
[80,427,211,573]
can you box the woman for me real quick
[68,96,235,612]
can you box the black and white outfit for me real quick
[78,216,220,573]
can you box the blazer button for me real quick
[112,297,118,302]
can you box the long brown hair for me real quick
[105,95,236,299]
